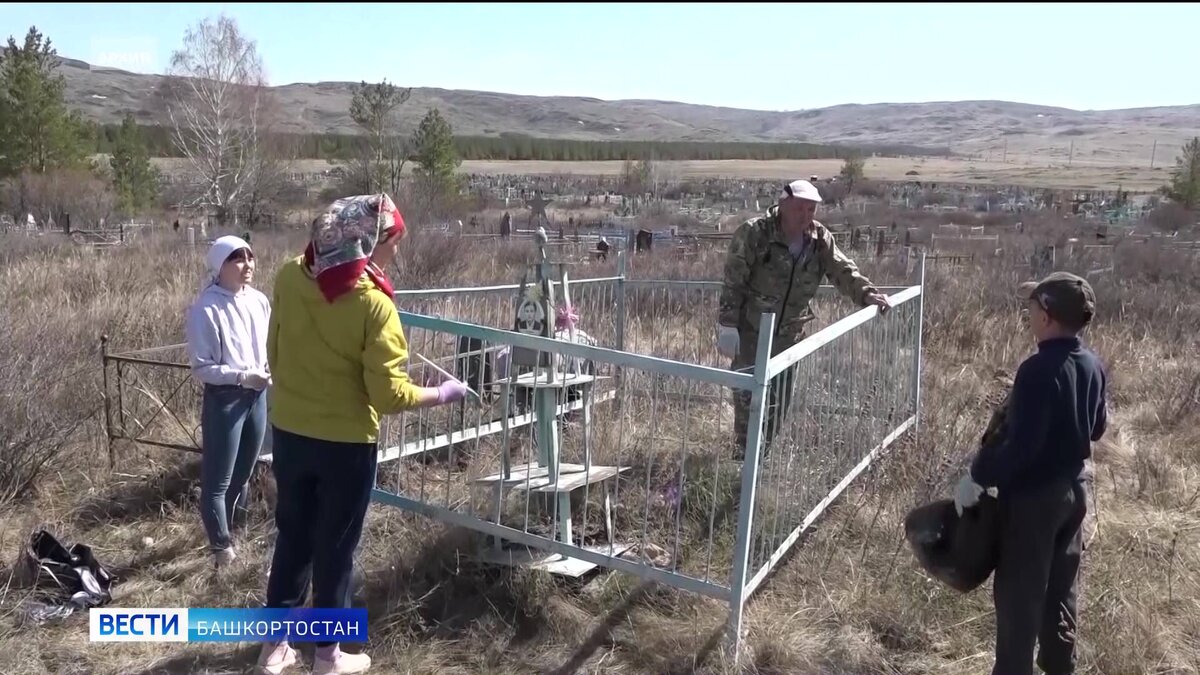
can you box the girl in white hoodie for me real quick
[185,235,272,569]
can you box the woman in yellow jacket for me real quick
[256,194,467,675]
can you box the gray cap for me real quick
[1018,271,1096,327]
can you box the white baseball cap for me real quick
[782,179,823,203]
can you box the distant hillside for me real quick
[61,56,1200,163]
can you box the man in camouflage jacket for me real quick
[717,179,891,459]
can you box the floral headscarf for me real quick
[303,194,406,303]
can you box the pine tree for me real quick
[109,114,160,212]
[0,26,92,177]
[411,107,462,198]
[1164,137,1200,210]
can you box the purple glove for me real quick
[435,379,469,404]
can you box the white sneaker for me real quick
[213,547,237,569]
[255,641,297,675]
[313,647,371,675]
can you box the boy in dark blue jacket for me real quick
[955,272,1108,675]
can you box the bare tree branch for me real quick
[156,14,272,230]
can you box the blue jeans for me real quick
[200,384,267,552]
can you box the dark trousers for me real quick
[731,328,801,460]
[265,426,378,646]
[992,477,1088,675]
[200,385,267,551]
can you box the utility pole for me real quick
[1068,140,1074,167]
[1150,139,1157,169]
[1003,138,1008,163]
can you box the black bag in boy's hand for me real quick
[904,495,1001,593]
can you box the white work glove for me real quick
[953,472,997,516]
[238,370,271,391]
[716,324,740,359]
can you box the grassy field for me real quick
[0,214,1197,675]
[452,158,1169,192]
[152,156,1172,192]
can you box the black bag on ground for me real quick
[17,528,115,608]
[904,495,1001,593]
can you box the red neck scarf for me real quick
[303,244,396,303]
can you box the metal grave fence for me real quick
[96,249,924,652]
[371,253,925,651]
[728,283,922,638]
[100,338,276,466]
[101,338,205,466]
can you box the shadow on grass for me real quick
[63,452,276,587]
[70,457,203,527]
[125,645,263,675]
[664,621,731,675]
[360,527,549,646]
[544,578,731,675]
[104,536,195,583]
[358,521,731,674]
[70,454,275,530]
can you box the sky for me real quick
[0,2,1194,112]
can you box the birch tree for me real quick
[157,15,270,229]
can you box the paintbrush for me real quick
[412,351,484,405]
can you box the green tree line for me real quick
[89,122,947,162]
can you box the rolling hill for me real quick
[61,56,1200,164]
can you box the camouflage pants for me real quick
[730,328,803,461]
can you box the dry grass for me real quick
[158,156,1176,192]
[0,215,1198,675]
[442,158,1172,192]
